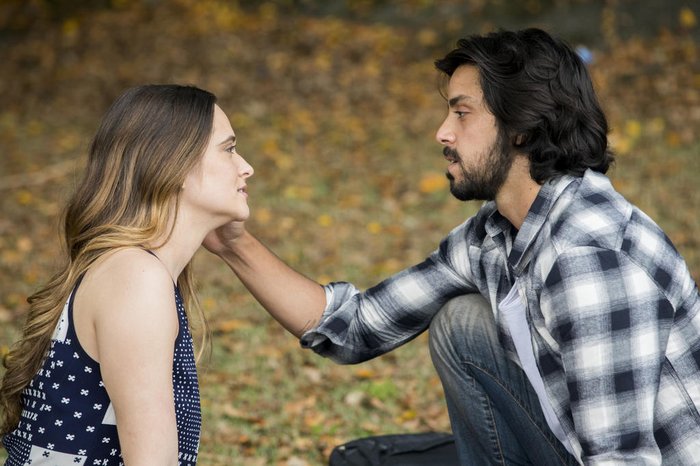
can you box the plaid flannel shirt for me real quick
[301,169,700,464]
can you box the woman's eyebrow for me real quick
[218,135,236,146]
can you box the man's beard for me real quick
[445,132,514,202]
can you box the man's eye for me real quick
[455,111,468,118]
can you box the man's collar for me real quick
[485,175,578,275]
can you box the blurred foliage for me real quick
[0,0,698,464]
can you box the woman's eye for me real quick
[225,145,237,154]
[455,111,467,119]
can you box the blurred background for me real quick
[0,0,698,464]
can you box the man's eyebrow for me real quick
[218,135,236,146]
[448,95,475,107]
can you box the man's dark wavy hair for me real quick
[435,28,614,184]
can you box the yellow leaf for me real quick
[273,153,293,170]
[262,138,280,155]
[680,7,697,29]
[111,0,132,8]
[23,270,39,285]
[16,238,32,252]
[27,120,43,136]
[303,411,325,428]
[339,194,363,208]
[215,319,250,333]
[417,29,437,47]
[609,133,631,155]
[62,18,80,38]
[279,216,296,231]
[1,250,21,265]
[355,368,375,379]
[399,409,417,421]
[202,297,216,310]
[314,53,332,72]
[258,2,278,22]
[4,293,24,308]
[57,132,81,151]
[624,119,642,139]
[317,214,333,227]
[297,186,313,200]
[255,207,272,225]
[16,190,33,205]
[366,222,382,234]
[283,185,299,199]
[222,404,264,423]
[363,61,381,78]
[665,131,681,147]
[646,118,665,136]
[419,172,448,194]
[283,185,312,200]
[375,258,403,276]
[386,225,404,236]
[360,421,381,433]
[292,437,314,451]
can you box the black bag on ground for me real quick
[328,432,459,465]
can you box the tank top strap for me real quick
[52,273,85,344]
[144,249,179,289]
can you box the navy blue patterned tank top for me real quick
[3,275,201,465]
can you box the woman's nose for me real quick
[238,154,254,178]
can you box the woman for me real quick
[0,84,253,465]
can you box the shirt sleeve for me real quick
[540,246,674,464]
[300,220,479,364]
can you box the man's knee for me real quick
[429,293,497,358]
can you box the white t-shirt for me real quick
[499,282,577,459]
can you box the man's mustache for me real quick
[443,147,460,161]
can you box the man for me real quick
[204,29,700,464]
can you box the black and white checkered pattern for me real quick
[301,169,700,464]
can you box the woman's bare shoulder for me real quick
[80,247,177,325]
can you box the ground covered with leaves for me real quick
[0,1,698,464]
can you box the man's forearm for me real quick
[217,230,327,337]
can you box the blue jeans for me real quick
[429,294,579,466]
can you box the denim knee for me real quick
[429,293,498,366]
